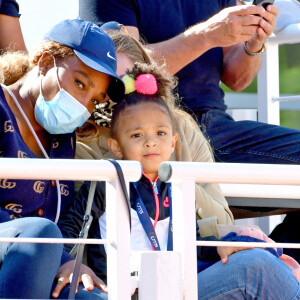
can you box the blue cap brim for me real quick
[74,49,125,102]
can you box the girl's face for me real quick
[39,54,110,113]
[108,102,178,181]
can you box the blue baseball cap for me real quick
[43,19,125,102]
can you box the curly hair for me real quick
[0,40,74,86]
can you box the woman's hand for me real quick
[217,245,254,264]
[52,260,108,298]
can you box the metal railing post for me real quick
[257,43,280,125]
[106,178,131,300]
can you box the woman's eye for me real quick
[91,99,99,105]
[75,79,84,89]
[157,131,166,136]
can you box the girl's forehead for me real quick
[122,102,167,117]
[118,102,174,127]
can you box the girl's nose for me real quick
[145,138,157,148]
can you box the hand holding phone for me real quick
[253,0,275,9]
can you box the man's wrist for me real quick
[244,41,266,56]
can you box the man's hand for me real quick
[200,5,276,49]
[217,245,254,264]
[52,260,108,298]
[246,4,278,53]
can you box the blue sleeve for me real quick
[79,0,138,28]
[0,0,20,17]
[0,209,13,223]
[61,249,75,265]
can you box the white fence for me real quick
[158,161,300,300]
[2,158,300,299]
[0,158,141,300]
[224,22,300,233]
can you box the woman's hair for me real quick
[0,41,74,86]
[109,30,153,65]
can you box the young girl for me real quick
[60,65,300,299]
[76,30,234,240]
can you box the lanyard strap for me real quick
[132,182,173,251]
[1,84,62,223]
[167,184,173,251]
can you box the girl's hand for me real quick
[52,260,108,298]
[217,245,254,264]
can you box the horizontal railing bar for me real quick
[273,95,300,102]
[226,196,300,208]
[196,240,300,249]
[0,237,110,245]
[220,184,300,199]
[159,162,300,185]
[0,158,141,182]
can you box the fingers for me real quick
[93,276,108,294]
[52,277,69,299]
[221,256,228,264]
[81,273,95,291]
[217,247,229,264]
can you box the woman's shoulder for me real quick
[75,127,116,160]
[175,116,213,163]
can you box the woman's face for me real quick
[40,55,110,113]
[116,52,134,77]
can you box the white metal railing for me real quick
[224,23,300,232]
[258,23,300,125]
[158,161,300,300]
[2,159,300,299]
[0,158,142,300]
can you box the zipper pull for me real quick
[152,182,158,194]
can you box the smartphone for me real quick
[253,0,275,9]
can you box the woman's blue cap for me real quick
[43,19,125,102]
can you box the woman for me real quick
[0,19,124,299]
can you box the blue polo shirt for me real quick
[0,86,75,222]
[93,0,236,115]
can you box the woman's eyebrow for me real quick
[74,70,95,87]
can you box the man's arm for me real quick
[0,15,26,52]
[125,5,275,77]
[221,4,278,91]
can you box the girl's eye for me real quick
[132,133,141,138]
[75,79,84,89]
[157,131,166,136]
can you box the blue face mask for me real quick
[34,57,91,134]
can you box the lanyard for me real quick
[132,181,173,251]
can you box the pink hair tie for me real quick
[135,74,158,95]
